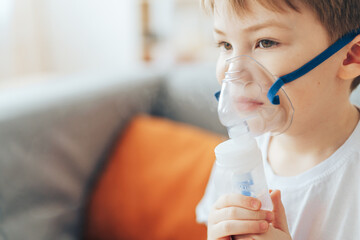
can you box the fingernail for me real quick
[266,212,274,221]
[260,221,269,231]
[251,200,260,209]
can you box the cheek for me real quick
[282,73,326,114]
[284,82,310,109]
[254,46,302,75]
[284,56,340,107]
[260,54,304,79]
[216,56,226,84]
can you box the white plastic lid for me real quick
[215,135,262,172]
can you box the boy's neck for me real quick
[267,103,360,177]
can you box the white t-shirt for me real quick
[196,119,360,240]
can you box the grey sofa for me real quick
[0,63,359,240]
[0,63,225,240]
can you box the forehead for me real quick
[213,1,294,30]
[213,0,314,34]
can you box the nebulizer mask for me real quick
[213,28,360,210]
[217,55,294,137]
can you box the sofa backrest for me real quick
[152,62,227,136]
[0,71,163,239]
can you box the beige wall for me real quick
[0,0,141,81]
[0,0,43,80]
[40,0,141,74]
[0,0,216,82]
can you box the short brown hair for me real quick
[201,0,360,92]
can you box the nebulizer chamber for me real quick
[214,129,273,211]
[213,55,294,211]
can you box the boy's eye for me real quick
[217,42,233,51]
[257,39,279,49]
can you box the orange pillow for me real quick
[84,115,225,240]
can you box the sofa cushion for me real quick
[84,115,225,240]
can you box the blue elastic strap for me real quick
[215,28,360,103]
[267,27,360,105]
[215,91,221,101]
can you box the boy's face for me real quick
[213,1,348,134]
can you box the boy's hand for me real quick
[207,193,274,240]
[232,190,292,240]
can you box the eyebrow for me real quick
[214,21,291,35]
[214,28,226,35]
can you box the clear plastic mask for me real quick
[218,55,294,136]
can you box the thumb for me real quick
[270,190,290,234]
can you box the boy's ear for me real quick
[337,35,360,80]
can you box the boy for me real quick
[196,0,360,239]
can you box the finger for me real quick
[270,190,290,234]
[209,207,274,225]
[213,194,262,211]
[210,220,269,239]
[232,235,254,240]
[218,237,231,240]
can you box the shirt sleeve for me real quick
[195,162,219,225]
